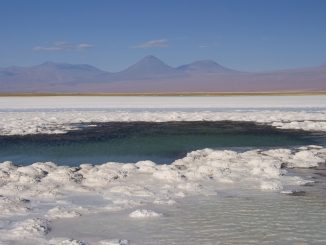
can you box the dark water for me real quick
[0,121,325,166]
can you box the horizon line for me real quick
[1,91,326,97]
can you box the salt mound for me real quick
[0,218,51,241]
[46,206,82,219]
[135,160,157,173]
[0,195,30,215]
[98,239,129,245]
[129,209,163,218]
[288,150,325,168]
[49,238,89,245]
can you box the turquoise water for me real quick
[0,121,324,165]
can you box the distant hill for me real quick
[177,60,237,73]
[0,56,325,93]
[114,55,181,79]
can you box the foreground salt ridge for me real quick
[1,110,326,135]
[0,146,325,244]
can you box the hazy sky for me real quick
[1,0,325,72]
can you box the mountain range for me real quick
[0,55,325,93]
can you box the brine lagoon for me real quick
[0,121,325,165]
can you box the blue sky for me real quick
[0,0,325,72]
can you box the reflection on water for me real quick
[0,121,325,165]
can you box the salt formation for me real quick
[0,146,325,244]
[1,110,326,136]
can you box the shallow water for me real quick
[0,121,324,165]
[48,168,326,245]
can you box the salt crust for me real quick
[0,96,324,110]
[0,146,325,244]
[1,110,326,136]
